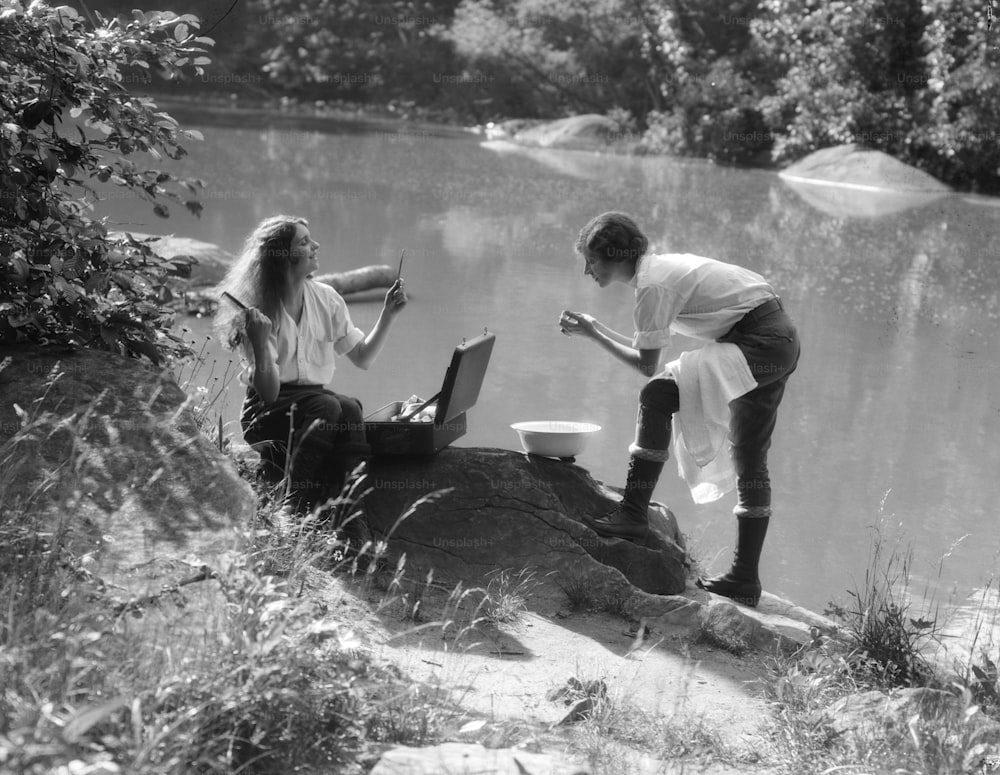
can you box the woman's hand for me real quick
[245,307,279,403]
[245,307,273,349]
[350,279,408,370]
[559,310,597,339]
[383,278,408,317]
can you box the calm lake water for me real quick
[93,106,1000,630]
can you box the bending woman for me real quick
[560,212,800,607]
[216,214,407,513]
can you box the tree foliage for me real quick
[446,0,658,120]
[249,0,461,110]
[751,0,929,163]
[66,0,1000,191]
[905,0,1000,190]
[0,0,211,363]
[639,0,772,163]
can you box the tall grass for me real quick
[0,363,456,774]
[826,526,938,688]
[763,513,1000,774]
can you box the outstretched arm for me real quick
[347,279,408,370]
[560,310,663,378]
[591,318,634,347]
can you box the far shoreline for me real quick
[144,92,785,174]
[146,92,1000,204]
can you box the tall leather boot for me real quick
[584,456,664,540]
[696,516,769,607]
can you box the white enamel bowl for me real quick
[510,421,602,458]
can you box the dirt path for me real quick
[366,597,781,774]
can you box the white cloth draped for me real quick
[662,342,757,504]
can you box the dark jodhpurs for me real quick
[634,302,801,518]
[241,384,366,498]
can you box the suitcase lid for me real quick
[434,331,496,426]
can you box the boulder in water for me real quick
[779,144,951,218]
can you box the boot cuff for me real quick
[734,505,771,519]
[628,443,670,462]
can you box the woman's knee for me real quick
[639,379,680,415]
[338,395,363,422]
[303,395,348,432]
[736,467,771,510]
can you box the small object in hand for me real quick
[397,248,406,280]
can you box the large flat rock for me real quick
[363,447,689,598]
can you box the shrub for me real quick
[0,2,211,363]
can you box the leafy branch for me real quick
[0,2,214,363]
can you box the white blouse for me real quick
[243,280,365,386]
[630,253,776,349]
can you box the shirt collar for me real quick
[629,253,651,288]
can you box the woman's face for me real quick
[287,222,320,279]
[581,249,630,287]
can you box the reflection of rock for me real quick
[896,252,932,332]
[480,138,635,182]
[510,114,621,151]
[962,194,1000,208]
[779,144,951,218]
[779,177,949,219]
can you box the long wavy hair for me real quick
[215,215,307,351]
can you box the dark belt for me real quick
[721,297,783,339]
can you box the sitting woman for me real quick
[216,214,407,513]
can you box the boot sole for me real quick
[695,576,761,607]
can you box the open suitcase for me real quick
[364,332,496,455]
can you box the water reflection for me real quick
[779,175,951,219]
[935,583,1000,668]
[90,113,1000,623]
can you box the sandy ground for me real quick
[339,578,782,775]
